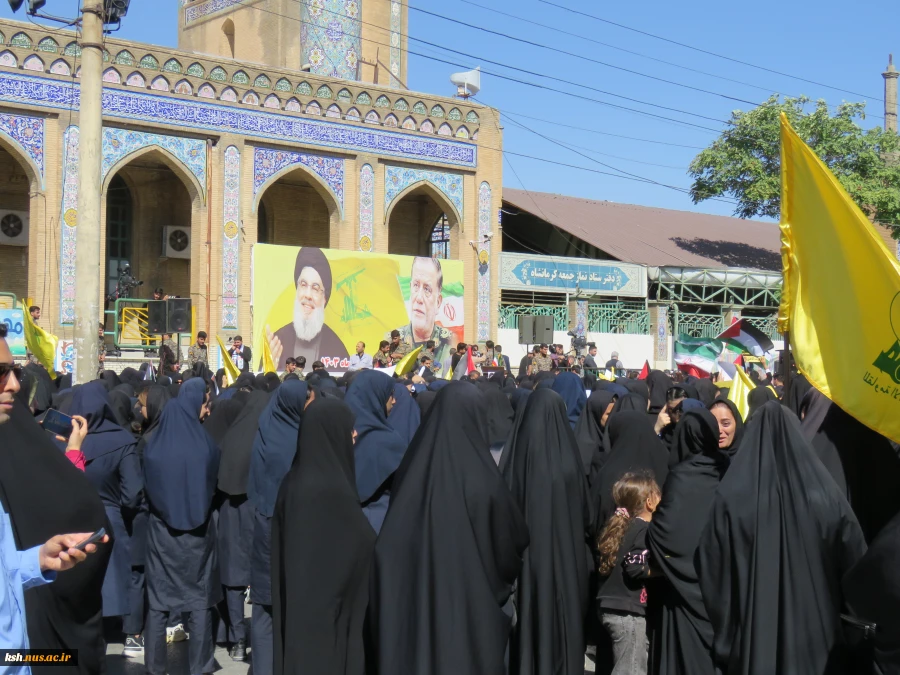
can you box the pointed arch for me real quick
[221,87,237,102]
[242,91,260,105]
[384,174,463,231]
[0,122,44,191]
[102,67,121,83]
[50,59,71,75]
[384,114,398,127]
[326,104,341,119]
[346,107,361,121]
[251,156,343,220]
[437,123,452,136]
[264,94,281,109]
[198,83,216,98]
[101,144,205,206]
[285,97,302,112]
[151,76,169,91]
[174,79,193,95]
[23,55,44,72]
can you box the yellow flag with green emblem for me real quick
[727,365,753,422]
[778,113,900,442]
[216,334,239,387]
[395,346,423,377]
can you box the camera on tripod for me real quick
[107,264,144,301]
[567,330,588,356]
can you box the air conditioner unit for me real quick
[0,210,29,247]
[161,225,191,259]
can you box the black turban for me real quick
[293,246,332,306]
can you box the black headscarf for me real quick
[509,386,531,412]
[265,372,281,393]
[367,384,529,675]
[502,388,590,675]
[0,401,111,674]
[217,389,271,496]
[550,371,587,428]
[648,408,727,675]
[842,509,900,674]
[574,390,614,477]
[708,398,745,455]
[610,392,648,415]
[271,398,374,675]
[783,373,812,418]
[143,378,220,531]
[248,379,308,518]
[747,386,777,418]
[23,363,53,412]
[203,390,247,447]
[592,410,668,534]
[107,389,136,432]
[67,381,137,461]
[693,378,720,408]
[344,371,406,504]
[800,390,900,543]
[647,370,673,415]
[481,384,515,447]
[697,402,867,675]
[99,369,121,391]
[386,382,420,448]
[415,390,437,417]
[119,367,141,386]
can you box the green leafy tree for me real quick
[689,96,900,235]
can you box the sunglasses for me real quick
[0,363,23,382]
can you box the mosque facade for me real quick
[0,0,502,346]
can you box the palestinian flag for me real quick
[452,346,475,381]
[674,334,724,377]
[716,318,774,357]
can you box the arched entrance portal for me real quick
[255,166,337,248]
[0,145,33,302]
[102,150,199,303]
[387,184,459,259]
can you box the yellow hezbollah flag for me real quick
[216,334,239,387]
[778,113,900,443]
[21,299,57,373]
[395,346,423,377]
[727,365,753,422]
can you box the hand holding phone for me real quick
[39,528,108,573]
[42,409,74,439]
[73,527,106,551]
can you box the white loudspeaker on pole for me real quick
[450,67,481,99]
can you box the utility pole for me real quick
[73,0,104,384]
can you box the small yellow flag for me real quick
[257,327,277,374]
[21,299,57,374]
[216,334,239,387]
[727,366,753,422]
[395,346,423,377]
[779,113,900,442]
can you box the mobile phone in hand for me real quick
[73,527,106,551]
[43,409,75,440]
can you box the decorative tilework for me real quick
[401,116,415,130]
[412,101,426,114]
[242,91,259,105]
[365,110,379,124]
[0,52,17,68]
[455,126,469,139]
[448,108,461,121]
[253,146,344,212]
[254,74,271,89]
[355,91,370,105]
[337,88,351,102]
[420,119,433,133]
[222,145,240,329]
[115,50,135,66]
[37,37,58,53]
[285,98,301,111]
[102,68,121,84]
[476,181,491,341]
[574,300,587,338]
[151,76,169,91]
[390,0,401,87]
[305,100,321,115]
[296,81,312,95]
[384,114,398,127]
[346,107,360,121]
[126,72,145,87]
[301,0,361,81]
[656,305,668,362]
[175,80,193,95]
[358,163,374,251]
[185,0,243,23]
[139,54,159,69]
[264,94,280,109]
[375,95,390,108]
[23,56,43,72]
[394,98,408,111]
[0,112,41,185]
[384,165,463,220]
[58,126,78,324]
[316,85,332,99]
[326,104,341,118]
[431,105,444,118]
[221,87,237,102]
[198,83,215,98]
[232,70,249,85]
[466,110,479,124]
[63,42,80,57]
[0,72,478,168]
[50,60,70,76]
[10,33,31,49]
[438,123,451,136]
[209,66,226,81]
[101,128,207,189]
[275,78,291,92]
[163,59,182,74]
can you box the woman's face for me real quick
[711,404,736,448]
[601,401,615,427]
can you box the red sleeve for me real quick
[65,449,86,472]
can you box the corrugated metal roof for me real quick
[502,188,782,271]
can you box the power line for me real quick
[235,0,725,132]
[454,0,885,121]
[407,4,762,107]
[538,0,884,103]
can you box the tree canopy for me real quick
[689,96,900,235]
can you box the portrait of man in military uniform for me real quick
[390,257,454,376]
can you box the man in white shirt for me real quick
[347,341,373,371]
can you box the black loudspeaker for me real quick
[167,298,192,333]
[147,300,167,334]
[518,315,534,345]
[534,315,554,345]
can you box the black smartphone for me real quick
[73,527,106,552]
[43,409,75,439]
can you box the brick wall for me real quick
[387,192,445,256]
[261,182,333,248]
[0,146,34,303]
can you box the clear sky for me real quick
[0,0,893,218]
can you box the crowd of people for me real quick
[1,318,899,675]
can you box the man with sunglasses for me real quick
[0,324,21,426]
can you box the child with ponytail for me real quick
[596,471,661,675]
